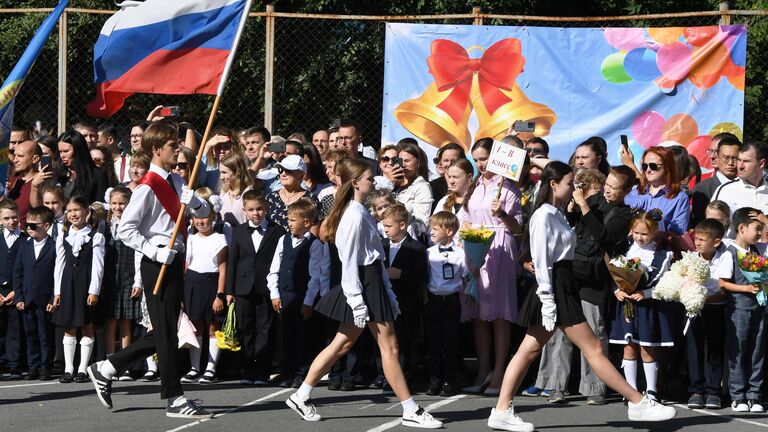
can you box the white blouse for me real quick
[529,203,575,297]
[54,226,105,296]
[395,176,433,234]
[185,232,228,273]
[336,200,392,310]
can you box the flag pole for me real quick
[153,0,253,295]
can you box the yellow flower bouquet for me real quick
[215,303,241,352]
[459,226,496,301]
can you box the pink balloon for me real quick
[604,28,647,51]
[632,111,665,149]
[686,135,713,170]
[657,42,692,80]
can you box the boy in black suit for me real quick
[0,198,25,379]
[14,206,56,380]
[380,204,428,385]
[225,191,285,384]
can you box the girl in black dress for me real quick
[52,195,106,383]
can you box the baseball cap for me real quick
[275,154,307,173]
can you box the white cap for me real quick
[276,154,307,173]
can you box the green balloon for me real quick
[601,52,632,84]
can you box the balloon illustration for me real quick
[624,48,660,81]
[604,28,647,51]
[631,111,665,149]
[662,113,698,145]
[684,26,720,47]
[686,135,713,170]
[601,52,632,83]
[657,42,693,80]
[649,27,684,44]
[730,32,747,67]
[709,122,743,140]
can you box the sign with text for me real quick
[487,140,526,182]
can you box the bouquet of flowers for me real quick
[459,227,496,301]
[736,251,768,306]
[653,251,709,318]
[215,302,241,352]
[604,254,644,321]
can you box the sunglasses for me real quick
[277,166,299,175]
[380,156,392,163]
[26,222,42,231]
[641,162,663,172]
[173,162,189,170]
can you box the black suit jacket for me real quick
[226,221,285,297]
[0,231,27,294]
[691,174,725,227]
[13,236,56,307]
[383,234,428,315]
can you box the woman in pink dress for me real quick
[461,138,523,395]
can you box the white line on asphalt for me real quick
[0,381,60,389]
[384,402,400,410]
[366,394,467,432]
[672,403,768,429]
[360,403,376,410]
[165,388,293,432]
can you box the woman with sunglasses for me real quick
[378,145,399,182]
[624,146,690,235]
[199,127,242,193]
[173,146,195,184]
[265,154,320,232]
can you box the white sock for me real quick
[189,337,202,372]
[169,395,188,407]
[146,356,158,372]
[63,336,77,374]
[205,338,220,372]
[78,336,95,374]
[401,397,418,414]
[622,359,638,390]
[643,361,658,393]
[297,382,314,399]
[100,360,117,379]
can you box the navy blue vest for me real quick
[0,232,25,289]
[277,234,316,296]
[727,244,761,311]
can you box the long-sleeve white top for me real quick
[54,225,105,296]
[529,203,575,297]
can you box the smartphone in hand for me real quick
[512,120,536,133]
[620,134,629,151]
[159,106,180,117]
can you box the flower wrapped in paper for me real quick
[736,251,768,306]
[604,253,644,322]
[215,302,241,352]
[653,251,710,334]
[459,227,496,300]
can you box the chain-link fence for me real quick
[1,6,765,147]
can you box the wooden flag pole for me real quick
[152,95,221,295]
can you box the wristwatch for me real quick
[216,292,226,301]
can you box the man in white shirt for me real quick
[86,121,211,419]
[691,135,741,226]
[712,141,768,238]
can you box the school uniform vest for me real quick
[0,232,25,289]
[62,233,95,295]
[277,234,316,296]
[727,244,760,310]
[328,242,342,288]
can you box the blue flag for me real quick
[0,0,69,187]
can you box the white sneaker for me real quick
[487,405,534,432]
[628,394,676,421]
[286,392,321,422]
[401,407,443,429]
[731,400,750,412]
[749,400,765,413]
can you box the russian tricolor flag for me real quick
[87,0,250,118]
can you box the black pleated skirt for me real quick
[315,261,396,324]
[184,270,224,323]
[517,260,586,328]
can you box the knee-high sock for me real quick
[146,356,158,372]
[205,338,220,372]
[643,361,658,393]
[63,336,77,374]
[78,336,95,374]
[189,336,203,372]
[622,359,638,391]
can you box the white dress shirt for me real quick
[336,201,392,310]
[117,163,185,260]
[186,232,228,273]
[712,177,768,238]
[529,203,575,296]
[626,241,673,298]
[114,153,132,184]
[427,241,466,295]
[700,244,732,304]
[33,237,48,259]
[304,241,331,306]
[266,231,322,301]
[54,225,105,296]
[249,219,269,252]
[395,176,434,235]
[3,227,20,248]
[387,236,405,265]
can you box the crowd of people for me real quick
[1,107,765,430]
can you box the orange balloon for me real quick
[649,27,684,44]
[689,73,721,89]
[684,26,720,47]
[690,43,729,79]
[722,59,742,78]
[728,71,745,90]
[662,114,698,145]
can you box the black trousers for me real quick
[423,293,460,382]
[110,257,183,399]
[279,299,311,378]
[23,303,54,370]
[0,301,22,369]
[235,291,274,381]
[686,303,726,395]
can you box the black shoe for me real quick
[141,370,159,382]
[166,398,213,419]
[87,363,113,409]
[7,368,22,380]
[279,378,294,388]
[369,375,386,389]
[426,378,442,396]
[39,368,51,381]
[440,382,456,397]
[74,372,89,383]
[327,377,341,391]
[339,380,355,391]
[291,376,303,389]
[59,372,74,383]
[24,369,40,380]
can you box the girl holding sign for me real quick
[460,138,523,395]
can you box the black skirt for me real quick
[315,261,396,324]
[517,260,586,328]
[184,270,224,323]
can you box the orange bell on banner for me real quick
[472,76,557,142]
[394,81,472,150]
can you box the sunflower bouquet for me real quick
[215,302,241,351]
[459,227,496,301]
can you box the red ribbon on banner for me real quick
[427,38,526,123]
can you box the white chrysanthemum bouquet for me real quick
[653,251,709,318]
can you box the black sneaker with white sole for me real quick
[166,398,213,419]
[87,363,113,409]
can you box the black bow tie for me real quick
[247,225,264,234]
[439,246,453,253]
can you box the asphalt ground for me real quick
[3,376,768,432]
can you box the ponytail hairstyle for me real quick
[88,201,109,234]
[630,208,663,236]
[463,138,494,211]
[531,160,573,214]
[443,158,474,212]
[62,195,90,235]
[325,159,370,242]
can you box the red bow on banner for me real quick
[427,38,526,124]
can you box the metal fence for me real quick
[0,4,766,147]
